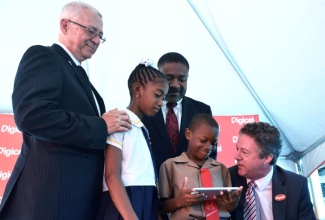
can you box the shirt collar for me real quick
[162,98,183,111]
[125,109,144,128]
[247,166,273,191]
[57,42,81,66]
[173,152,219,168]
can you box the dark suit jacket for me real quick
[142,96,212,172]
[229,165,316,220]
[0,44,108,220]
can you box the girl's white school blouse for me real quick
[102,109,155,191]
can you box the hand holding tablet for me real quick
[191,187,239,201]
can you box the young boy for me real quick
[158,113,241,220]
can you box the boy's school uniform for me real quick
[159,152,231,219]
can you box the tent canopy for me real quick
[0,0,324,177]
[187,0,325,177]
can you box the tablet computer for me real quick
[191,187,239,201]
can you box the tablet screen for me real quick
[192,187,239,201]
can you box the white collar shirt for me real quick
[247,166,274,220]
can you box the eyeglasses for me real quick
[165,74,188,82]
[67,19,106,43]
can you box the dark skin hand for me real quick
[160,178,242,214]
[160,177,207,213]
[216,186,243,212]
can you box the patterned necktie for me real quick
[244,181,257,220]
[166,102,179,154]
[200,168,220,220]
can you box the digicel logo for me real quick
[1,125,21,134]
[0,147,21,157]
[0,170,12,181]
[231,116,255,125]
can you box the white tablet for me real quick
[191,187,239,201]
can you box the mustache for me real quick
[168,87,181,93]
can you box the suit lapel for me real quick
[179,97,192,150]
[152,110,170,139]
[238,174,248,217]
[73,64,100,117]
[51,44,101,116]
[90,83,105,115]
[151,109,177,157]
[272,166,287,220]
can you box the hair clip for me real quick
[139,59,155,67]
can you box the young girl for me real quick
[97,59,168,220]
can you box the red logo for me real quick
[274,194,286,201]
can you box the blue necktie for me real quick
[141,127,158,184]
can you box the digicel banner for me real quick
[0,114,258,204]
[214,115,259,167]
[0,114,22,204]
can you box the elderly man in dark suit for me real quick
[229,122,316,220]
[142,52,213,174]
[0,2,131,220]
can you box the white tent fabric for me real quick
[188,0,325,176]
[188,0,325,177]
[0,0,324,177]
[189,0,325,176]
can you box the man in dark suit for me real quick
[142,52,213,174]
[229,122,316,220]
[0,2,131,220]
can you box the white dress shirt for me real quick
[247,166,274,220]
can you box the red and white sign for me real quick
[0,114,258,203]
[0,114,22,204]
[214,115,259,167]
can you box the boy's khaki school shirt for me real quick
[159,152,232,219]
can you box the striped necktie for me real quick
[244,181,257,220]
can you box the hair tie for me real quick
[139,59,155,67]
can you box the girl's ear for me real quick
[132,82,141,97]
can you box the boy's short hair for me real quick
[188,113,219,132]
